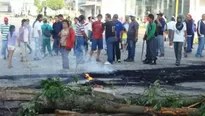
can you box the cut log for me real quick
[0,88,202,116]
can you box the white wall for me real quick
[101,0,125,21]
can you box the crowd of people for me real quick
[0,12,205,69]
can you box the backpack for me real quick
[43,26,51,37]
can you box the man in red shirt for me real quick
[90,14,104,62]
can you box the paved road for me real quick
[0,17,205,76]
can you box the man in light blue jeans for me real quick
[156,35,165,56]
[196,14,205,57]
[75,36,85,64]
[196,37,205,57]
[34,37,42,59]
[1,40,8,59]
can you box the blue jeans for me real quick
[186,36,192,53]
[34,37,42,58]
[127,39,136,60]
[106,37,115,64]
[75,36,85,63]
[60,48,69,69]
[196,37,205,57]
[1,40,8,57]
[156,35,164,55]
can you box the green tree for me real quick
[47,0,65,10]
[34,0,46,13]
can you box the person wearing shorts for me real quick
[7,25,17,68]
[90,14,104,62]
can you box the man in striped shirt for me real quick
[1,17,10,60]
[75,15,88,64]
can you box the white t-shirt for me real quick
[167,21,176,30]
[33,21,42,38]
[24,27,29,42]
[173,22,187,42]
[87,22,92,31]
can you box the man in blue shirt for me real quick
[155,13,166,57]
[112,14,123,62]
[52,15,63,55]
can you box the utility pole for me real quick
[175,0,179,18]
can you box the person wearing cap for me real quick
[75,15,88,64]
[1,17,10,59]
[143,14,157,65]
[172,15,187,66]
[155,13,166,57]
[112,14,123,62]
[185,13,194,53]
[41,18,53,57]
[90,14,104,62]
[124,13,139,62]
[195,14,205,58]
[167,17,176,48]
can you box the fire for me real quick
[85,73,93,81]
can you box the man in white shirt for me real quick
[172,15,187,66]
[33,14,43,60]
[167,17,176,48]
[19,19,29,62]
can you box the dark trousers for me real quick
[27,44,32,52]
[146,37,157,60]
[174,42,183,63]
[113,40,121,61]
[191,34,194,48]
[53,38,60,55]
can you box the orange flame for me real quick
[85,73,93,81]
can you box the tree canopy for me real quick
[46,0,65,10]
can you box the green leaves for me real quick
[47,0,65,10]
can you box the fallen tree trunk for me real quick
[0,88,202,116]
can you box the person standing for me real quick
[90,14,104,62]
[103,13,116,65]
[172,15,187,66]
[52,15,63,56]
[48,16,53,27]
[185,13,194,53]
[41,18,53,57]
[58,14,64,22]
[123,16,130,32]
[124,14,139,62]
[121,27,127,52]
[19,19,30,62]
[33,14,43,60]
[143,14,157,65]
[195,14,205,58]
[167,17,176,48]
[26,19,32,54]
[1,17,10,60]
[155,13,166,57]
[75,15,88,64]
[7,25,17,68]
[59,20,75,69]
[112,14,123,62]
